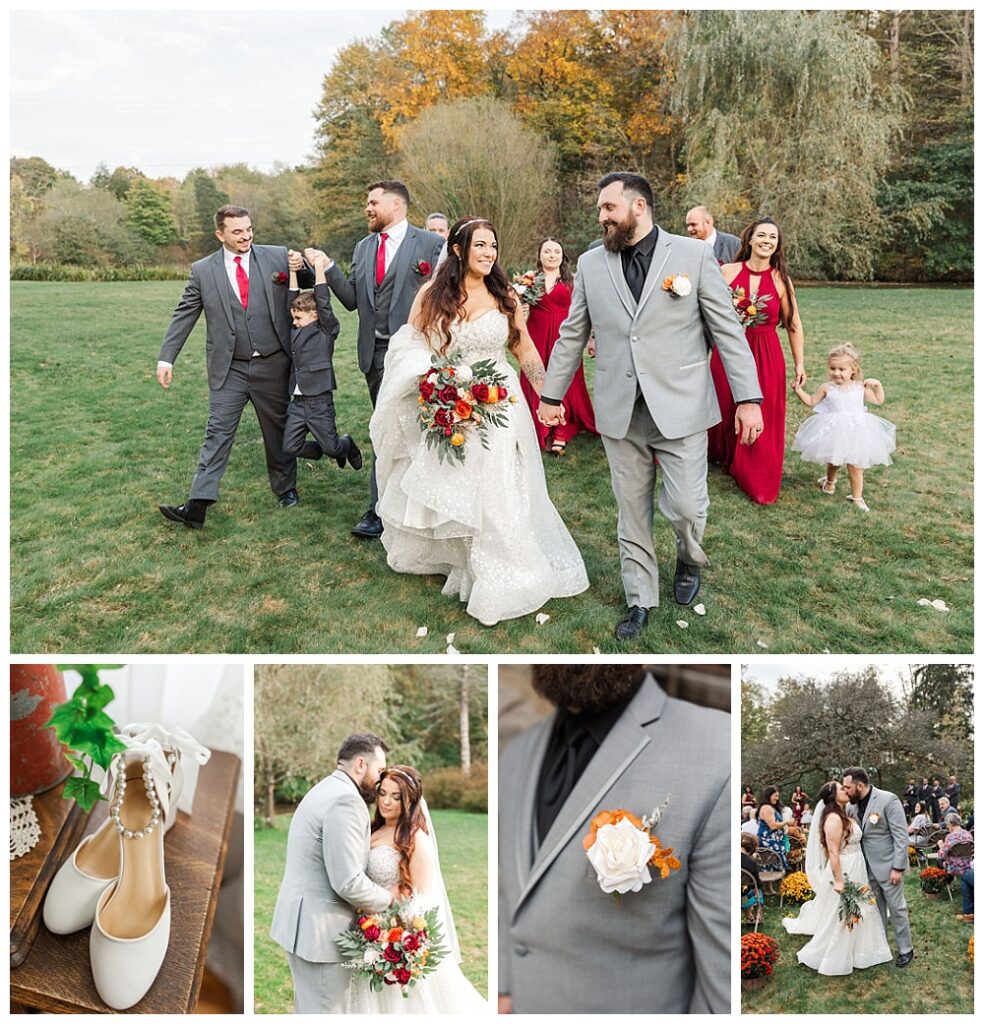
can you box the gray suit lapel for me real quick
[861,788,882,833]
[363,234,377,299]
[637,228,672,313]
[251,247,278,332]
[513,678,668,918]
[516,720,553,891]
[605,248,636,318]
[208,250,236,332]
[388,225,418,291]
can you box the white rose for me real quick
[454,363,473,383]
[586,817,653,894]
[671,274,692,297]
[363,947,381,965]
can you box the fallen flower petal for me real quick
[446,632,455,644]
[756,640,769,649]
[415,627,428,638]
[535,613,550,625]
[675,620,689,629]
[446,644,459,655]
[931,599,949,611]
[693,603,706,616]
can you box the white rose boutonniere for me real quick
[868,812,881,825]
[662,272,692,297]
[582,798,681,901]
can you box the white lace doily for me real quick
[10,796,42,859]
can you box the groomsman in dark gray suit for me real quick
[685,206,741,264]
[157,205,311,528]
[322,181,445,538]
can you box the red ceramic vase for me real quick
[10,664,71,797]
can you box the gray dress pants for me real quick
[285,952,350,1014]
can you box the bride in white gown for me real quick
[345,765,487,1013]
[781,781,892,975]
[369,217,589,626]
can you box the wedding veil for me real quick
[420,797,462,963]
[803,804,828,892]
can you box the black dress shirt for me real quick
[535,679,643,844]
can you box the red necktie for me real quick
[375,232,389,286]
[234,255,249,308]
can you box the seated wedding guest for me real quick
[741,808,760,837]
[781,803,795,822]
[757,786,793,871]
[284,252,363,472]
[907,801,933,845]
[938,813,974,923]
[741,833,763,924]
[937,796,953,824]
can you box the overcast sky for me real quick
[743,660,910,698]
[10,8,518,181]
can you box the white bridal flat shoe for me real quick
[42,724,209,937]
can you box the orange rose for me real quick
[360,916,377,932]
[746,304,757,316]
[485,385,499,404]
[388,927,403,943]
[454,400,473,419]
[450,433,465,446]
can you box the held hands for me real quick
[792,364,807,388]
[156,364,173,389]
[734,402,764,445]
[586,336,596,358]
[536,401,566,427]
[287,250,304,272]
[304,247,330,270]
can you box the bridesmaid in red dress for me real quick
[708,217,806,504]
[519,238,598,454]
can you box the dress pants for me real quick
[285,952,349,1014]
[189,351,296,501]
[868,869,914,955]
[364,337,389,510]
[600,390,710,608]
[283,391,347,461]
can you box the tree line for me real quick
[10,10,972,281]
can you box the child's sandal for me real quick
[549,440,567,456]
[846,495,870,512]
[817,477,836,495]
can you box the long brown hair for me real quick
[417,218,520,355]
[535,236,574,287]
[371,765,428,896]
[736,217,799,330]
[817,781,853,857]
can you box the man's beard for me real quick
[847,789,861,804]
[357,775,379,804]
[602,209,638,253]
[532,665,645,712]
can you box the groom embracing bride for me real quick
[782,767,914,975]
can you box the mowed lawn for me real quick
[9,281,972,653]
[253,810,488,1013]
[742,872,973,1013]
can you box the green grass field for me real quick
[742,872,974,1013]
[253,810,487,1013]
[9,282,972,653]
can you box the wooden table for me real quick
[10,750,240,1014]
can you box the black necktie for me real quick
[625,248,645,303]
[539,715,590,841]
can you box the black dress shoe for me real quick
[278,489,300,508]
[615,606,650,641]
[895,949,915,968]
[336,435,363,471]
[351,509,383,538]
[159,501,205,529]
[673,559,701,606]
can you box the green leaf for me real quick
[64,753,89,775]
[44,700,86,742]
[84,683,115,712]
[63,775,104,812]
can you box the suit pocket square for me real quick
[679,360,709,371]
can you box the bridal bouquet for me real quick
[730,284,773,327]
[337,900,448,997]
[418,351,514,465]
[511,270,545,306]
[834,879,876,930]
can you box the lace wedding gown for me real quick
[345,845,487,1013]
[781,821,892,975]
[369,311,589,625]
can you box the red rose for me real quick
[471,382,489,402]
[417,261,431,276]
[364,924,380,941]
[419,379,435,400]
[498,386,508,399]
[416,930,427,943]
[437,385,458,404]
[394,967,412,985]
[402,933,419,952]
[444,427,452,436]
[433,408,453,428]
[383,944,402,963]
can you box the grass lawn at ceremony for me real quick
[742,871,974,1013]
[10,281,972,653]
[253,809,488,1013]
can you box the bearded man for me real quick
[498,666,730,1013]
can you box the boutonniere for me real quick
[868,812,881,825]
[413,259,432,277]
[272,271,288,286]
[662,272,692,297]
[582,796,680,901]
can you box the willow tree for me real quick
[671,10,900,279]
[254,663,398,826]
[397,96,558,270]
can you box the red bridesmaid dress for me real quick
[708,263,786,504]
[520,280,598,450]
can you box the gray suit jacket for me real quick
[498,676,730,1013]
[270,770,391,963]
[713,230,741,264]
[542,228,762,440]
[158,244,299,390]
[325,225,445,374]
[847,786,910,883]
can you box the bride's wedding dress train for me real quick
[781,821,892,975]
[345,845,487,1013]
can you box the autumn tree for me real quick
[397,96,558,269]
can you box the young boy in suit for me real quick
[285,252,362,472]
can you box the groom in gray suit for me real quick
[539,173,763,640]
[270,733,396,1012]
[843,767,915,967]
[322,180,445,538]
[499,666,730,1014]
[157,205,311,528]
